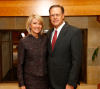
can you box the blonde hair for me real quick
[26,14,44,35]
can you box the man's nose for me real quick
[54,15,57,18]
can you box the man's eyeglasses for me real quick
[50,14,62,17]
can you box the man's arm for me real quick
[67,28,83,87]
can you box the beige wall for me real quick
[87,17,100,85]
[0,16,100,85]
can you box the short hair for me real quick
[49,5,64,14]
[26,14,44,35]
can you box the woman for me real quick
[17,14,48,89]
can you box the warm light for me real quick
[44,29,49,33]
[21,33,25,37]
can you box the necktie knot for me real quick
[55,30,57,34]
[52,30,57,51]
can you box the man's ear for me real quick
[49,15,52,20]
[63,14,65,19]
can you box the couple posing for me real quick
[17,5,83,89]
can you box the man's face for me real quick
[50,7,64,29]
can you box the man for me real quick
[47,5,83,89]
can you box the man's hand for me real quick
[20,86,26,89]
[65,84,74,89]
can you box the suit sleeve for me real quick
[68,28,83,87]
[17,39,25,87]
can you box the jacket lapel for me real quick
[52,22,69,54]
[48,28,54,55]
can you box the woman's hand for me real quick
[20,86,26,89]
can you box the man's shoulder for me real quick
[47,28,53,33]
[66,23,79,30]
[47,28,53,37]
[66,24,80,33]
[64,22,80,31]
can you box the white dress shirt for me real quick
[51,21,65,43]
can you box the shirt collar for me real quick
[54,21,65,33]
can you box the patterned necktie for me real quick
[52,30,57,51]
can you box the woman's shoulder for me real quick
[19,35,30,43]
[40,35,47,40]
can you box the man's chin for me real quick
[53,24,58,27]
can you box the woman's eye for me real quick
[33,23,36,24]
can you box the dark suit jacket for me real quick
[17,35,48,87]
[47,22,83,89]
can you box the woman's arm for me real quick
[17,39,25,87]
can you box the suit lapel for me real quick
[48,28,54,55]
[52,23,69,54]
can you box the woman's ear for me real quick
[29,24,31,28]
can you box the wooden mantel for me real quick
[0,0,100,16]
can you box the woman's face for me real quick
[30,18,42,35]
